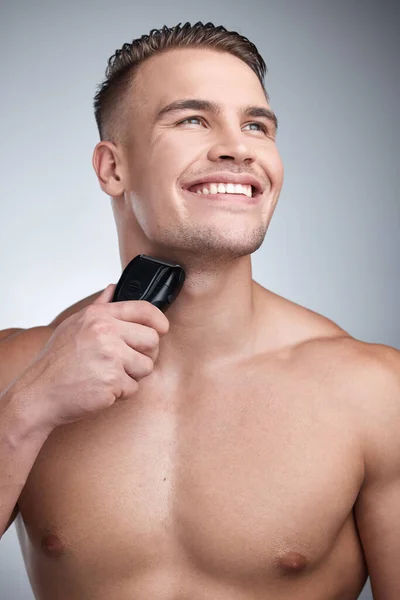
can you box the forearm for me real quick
[0,380,53,538]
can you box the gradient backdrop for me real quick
[0,1,399,598]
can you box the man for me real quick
[0,21,399,600]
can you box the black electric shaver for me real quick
[111,254,185,312]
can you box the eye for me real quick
[243,122,268,134]
[178,116,204,126]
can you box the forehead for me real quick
[133,48,269,116]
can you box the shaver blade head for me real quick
[112,254,185,312]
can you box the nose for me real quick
[207,129,256,165]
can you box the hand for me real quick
[18,285,170,429]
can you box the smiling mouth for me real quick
[184,182,261,202]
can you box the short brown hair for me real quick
[93,21,267,142]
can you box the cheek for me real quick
[144,134,190,181]
[127,137,188,211]
[146,133,204,196]
[262,145,284,189]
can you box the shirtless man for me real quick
[0,21,399,600]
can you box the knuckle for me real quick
[90,319,114,337]
[102,364,121,387]
[97,347,116,363]
[144,328,159,349]
[141,355,154,375]
[84,304,104,319]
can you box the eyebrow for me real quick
[154,99,278,132]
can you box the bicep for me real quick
[354,476,400,599]
[354,345,400,599]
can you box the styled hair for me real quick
[93,21,267,142]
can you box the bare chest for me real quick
[17,360,367,594]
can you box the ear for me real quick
[92,141,125,196]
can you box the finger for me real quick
[111,341,155,383]
[115,372,140,401]
[123,347,155,382]
[93,284,116,305]
[108,300,170,336]
[116,322,160,361]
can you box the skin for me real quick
[94,48,284,381]
[1,47,400,599]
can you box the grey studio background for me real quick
[0,0,399,598]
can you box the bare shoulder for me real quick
[278,291,400,480]
[258,283,399,385]
[335,339,400,484]
[0,289,103,392]
[256,283,352,352]
[297,322,400,400]
[0,326,55,391]
[49,289,104,327]
[273,290,400,482]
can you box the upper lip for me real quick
[181,173,265,195]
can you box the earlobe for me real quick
[92,141,125,196]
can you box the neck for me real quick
[115,208,267,384]
[156,256,261,380]
[119,248,264,382]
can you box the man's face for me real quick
[119,48,284,263]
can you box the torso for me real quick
[15,288,369,599]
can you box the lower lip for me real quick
[183,189,261,205]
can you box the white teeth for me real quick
[195,183,253,197]
[210,183,218,195]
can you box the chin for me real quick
[146,218,267,259]
[174,234,265,263]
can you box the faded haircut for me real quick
[93,21,268,142]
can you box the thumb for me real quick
[92,284,116,305]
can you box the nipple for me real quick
[278,551,308,572]
[41,533,65,557]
